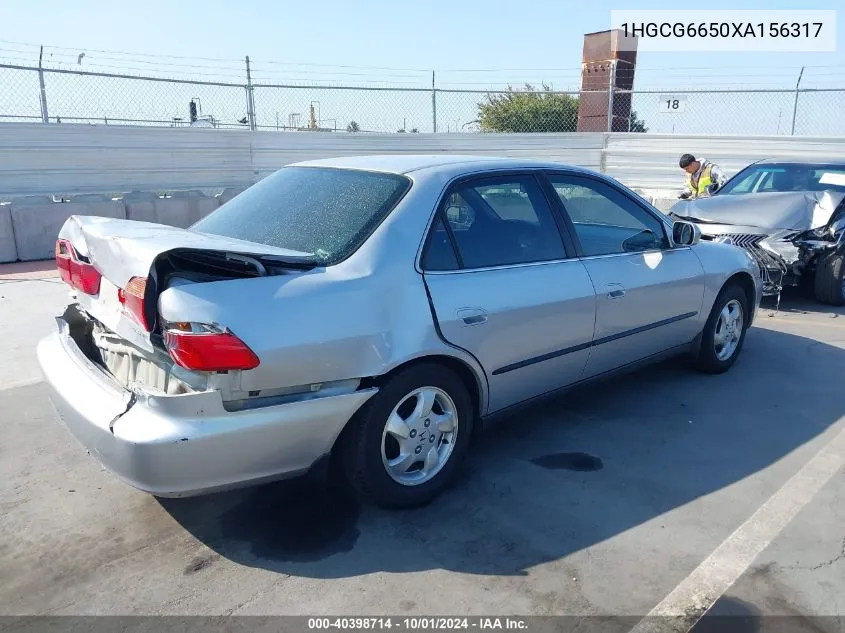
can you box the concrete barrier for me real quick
[11,199,125,261]
[135,197,192,228]
[3,190,220,262]
[123,191,219,228]
[162,190,219,227]
[123,191,162,224]
[218,185,249,205]
[0,205,16,263]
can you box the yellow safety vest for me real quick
[686,164,714,199]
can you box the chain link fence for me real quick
[620,88,845,136]
[2,63,844,136]
[0,65,43,123]
[252,84,433,133]
[44,70,249,128]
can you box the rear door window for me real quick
[422,217,460,271]
[426,175,566,270]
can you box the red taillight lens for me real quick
[55,240,73,285]
[72,262,102,295]
[163,328,260,372]
[55,239,101,295]
[118,276,150,331]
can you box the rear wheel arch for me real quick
[328,354,486,474]
[330,357,482,507]
[362,354,484,422]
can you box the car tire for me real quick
[342,363,475,509]
[694,283,750,374]
[813,251,845,307]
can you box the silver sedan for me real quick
[38,155,762,508]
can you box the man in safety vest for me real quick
[678,153,727,199]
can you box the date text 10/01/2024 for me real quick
[308,618,529,630]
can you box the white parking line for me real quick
[760,316,845,327]
[628,419,845,633]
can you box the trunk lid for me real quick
[58,215,314,353]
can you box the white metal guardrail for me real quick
[2,123,844,198]
[0,123,607,198]
[3,123,845,262]
[603,133,845,191]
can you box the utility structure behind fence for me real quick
[1,62,844,137]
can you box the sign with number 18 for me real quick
[658,95,688,113]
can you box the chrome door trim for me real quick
[492,311,698,376]
[575,246,691,262]
[423,256,582,276]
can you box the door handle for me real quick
[607,284,626,299]
[457,307,488,326]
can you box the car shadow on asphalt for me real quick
[158,294,845,579]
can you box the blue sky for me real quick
[1,0,843,134]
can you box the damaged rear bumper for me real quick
[36,326,377,497]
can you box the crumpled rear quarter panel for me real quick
[157,265,447,394]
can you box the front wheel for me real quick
[695,284,749,374]
[813,251,845,307]
[342,363,474,509]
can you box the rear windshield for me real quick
[191,166,411,265]
[719,163,845,195]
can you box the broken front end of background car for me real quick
[670,191,845,307]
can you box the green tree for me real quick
[478,84,650,133]
[478,84,579,133]
[346,120,360,133]
[629,110,648,133]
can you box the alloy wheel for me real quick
[380,387,458,486]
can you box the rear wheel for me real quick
[813,251,845,306]
[695,284,749,374]
[342,363,474,509]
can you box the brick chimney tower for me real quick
[576,29,638,132]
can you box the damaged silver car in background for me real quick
[669,159,845,306]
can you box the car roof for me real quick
[288,154,588,175]
[754,157,845,167]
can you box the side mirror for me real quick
[672,220,701,246]
[622,229,659,253]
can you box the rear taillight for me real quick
[118,276,150,331]
[55,239,101,295]
[55,240,72,285]
[163,323,259,372]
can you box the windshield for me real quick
[191,166,411,265]
[719,163,845,196]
